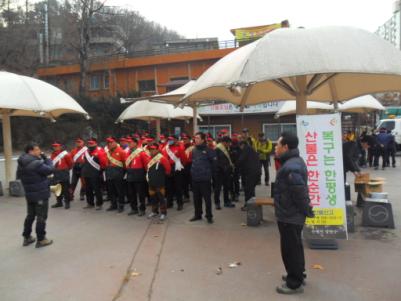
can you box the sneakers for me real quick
[189,216,202,222]
[23,236,36,247]
[35,238,53,249]
[148,212,158,219]
[159,214,167,221]
[51,202,63,208]
[128,209,139,216]
[276,283,304,295]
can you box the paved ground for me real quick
[1,166,401,301]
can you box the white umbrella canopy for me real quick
[182,26,401,113]
[0,71,89,187]
[0,71,88,119]
[275,100,333,117]
[339,95,385,113]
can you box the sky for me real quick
[103,0,397,40]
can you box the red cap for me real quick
[207,137,214,142]
[219,129,228,134]
[126,137,134,143]
[119,137,128,143]
[52,142,62,147]
[146,137,154,143]
[106,137,116,143]
[148,143,159,150]
[160,134,166,139]
[168,136,177,141]
[75,138,84,143]
[132,133,140,139]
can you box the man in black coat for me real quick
[214,136,235,209]
[342,135,361,183]
[17,143,54,248]
[274,132,312,295]
[189,132,217,224]
[237,141,261,210]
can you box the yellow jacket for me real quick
[255,139,272,161]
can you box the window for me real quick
[138,80,156,93]
[263,123,297,142]
[90,74,101,90]
[198,125,231,138]
[103,72,110,89]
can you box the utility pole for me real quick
[44,1,49,65]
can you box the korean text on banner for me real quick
[296,113,348,239]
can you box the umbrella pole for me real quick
[2,111,13,189]
[295,76,307,115]
[193,106,198,135]
[156,119,161,141]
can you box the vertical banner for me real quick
[296,113,348,239]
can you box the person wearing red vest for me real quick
[147,143,171,221]
[104,137,127,212]
[69,138,87,202]
[125,137,150,216]
[50,142,73,209]
[182,134,193,203]
[81,138,107,210]
[162,135,186,211]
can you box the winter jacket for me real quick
[255,139,272,161]
[81,147,107,178]
[215,144,233,175]
[274,149,311,225]
[237,144,261,176]
[16,154,54,202]
[376,132,393,149]
[126,148,150,182]
[343,141,361,173]
[147,155,171,188]
[190,143,217,182]
[51,150,73,182]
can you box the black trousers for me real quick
[84,176,103,207]
[277,221,305,289]
[386,148,396,167]
[127,181,147,212]
[374,146,387,168]
[243,173,259,203]
[56,180,71,204]
[166,170,183,207]
[71,168,85,198]
[107,178,125,208]
[232,168,240,196]
[182,164,192,199]
[23,199,49,241]
[192,181,213,219]
[260,159,270,184]
[214,172,232,205]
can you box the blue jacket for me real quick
[191,144,217,182]
[274,149,311,225]
[376,132,393,149]
[16,154,54,202]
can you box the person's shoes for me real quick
[167,203,173,209]
[265,182,270,186]
[95,205,103,211]
[106,206,117,211]
[128,209,139,216]
[183,197,190,203]
[257,181,261,185]
[215,204,221,210]
[241,205,248,211]
[382,167,385,170]
[51,202,63,208]
[118,207,124,213]
[23,236,36,247]
[276,283,304,294]
[138,211,145,217]
[177,204,183,211]
[35,238,53,249]
[374,166,379,170]
[83,205,94,209]
[207,218,214,224]
[64,202,70,209]
[189,216,202,222]
[159,214,167,221]
[393,164,396,168]
[281,275,306,286]
[148,212,158,219]
[80,195,85,201]
[224,203,235,208]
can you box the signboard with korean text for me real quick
[296,113,348,239]
[198,102,284,115]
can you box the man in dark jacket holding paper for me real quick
[17,143,54,248]
[274,132,313,295]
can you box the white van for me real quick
[376,118,401,150]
